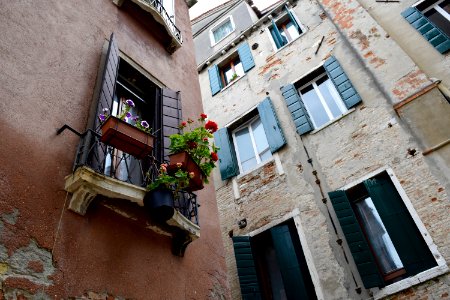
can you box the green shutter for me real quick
[323,56,362,109]
[281,84,313,135]
[401,7,450,54]
[285,5,301,33]
[270,19,286,49]
[238,42,255,73]
[364,177,437,277]
[328,190,385,288]
[270,225,311,300]
[257,97,286,153]
[214,128,239,180]
[208,64,222,96]
[232,236,262,300]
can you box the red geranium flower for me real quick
[205,120,218,133]
[211,152,218,162]
[180,121,187,128]
[200,113,208,120]
[187,141,198,149]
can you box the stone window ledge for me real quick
[373,265,449,299]
[64,166,200,255]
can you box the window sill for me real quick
[221,73,247,92]
[64,166,200,255]
[373,265,449,299]
[309,108,356,135]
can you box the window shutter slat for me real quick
[364,178,437,277]
[162,88,182,162]
[257,97,286,153]
[238,42,255,73]
[285,5,300,33]
[232,236,262,300]
[214,128,239,180]
[402,7,450,54]
[270,225,311,300]
[271,19,286,48]
[328,190,385,289]
[281,84,313,135]
[208,65,222,96]
[323,56,362,109]
[94,33,120,132]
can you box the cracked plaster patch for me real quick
[2,208,19,225]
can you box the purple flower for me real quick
[102,107,109,113]
[132,116,139,121]
[99,114,106,122]
[126,112,132,118]
[141,120,149,128]
[125,99,135,107]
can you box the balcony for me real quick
[62,129,200,256]
[113,0,183,53]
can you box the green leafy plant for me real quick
[147,163,193,193]
[229,73,239,82]
[168,113,219,183]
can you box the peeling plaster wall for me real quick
[196,0,450,299]
[0,0,230,298]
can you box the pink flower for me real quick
[180,121,187,128]
[189,172,195,178]
[176,162,183,168]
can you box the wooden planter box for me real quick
[100,116,155,159]
[168,151,204,191]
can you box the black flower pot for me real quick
[144,188,175,222]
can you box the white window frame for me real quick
[232,116,271,174]
[209,16,235,47]
[297,72,348,129]
[340,167,448,299]
[420,0,450,21]
[267,8,306,52]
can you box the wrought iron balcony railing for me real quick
[71,129,198,225]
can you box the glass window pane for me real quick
[317,78,345,118]
[224,66,234,85]
[425,8,450,37]
[234,62,245,77]
[279,29,289,44]
[259,149,272,162]
[213,20,233,42]
[300,85,330,128]
[355,197,404,275]
[235,127,257,172]
[440,0,450,13]
[286,22,300,40]
[251,119,271,158]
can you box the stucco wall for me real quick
[196,0,450,299]
[0,0,229,298]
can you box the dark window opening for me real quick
[418,0,450,37]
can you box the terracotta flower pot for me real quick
[143,188,175,222]
[100,116,155,159]
[167,151,204,191]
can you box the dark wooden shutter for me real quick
[285,5,301,33]
[162,88,182,162]
[232,236,262,300]
[270,225,311,300]
[257,97,286,153]
[214,128,239,180]
[237,42,255,73]
[270,19,285,49]
[94,33,120,132]
[328,190,385,288]
[323,56,362,109]
[402,7,450,54]
[364,177,437,277]
[208,65,222,96]
[281,84,313,135]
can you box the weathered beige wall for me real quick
[198,0,450,299]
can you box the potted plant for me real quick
[167,113,219,191]
[144,163,193,221]
[99,99,155,159]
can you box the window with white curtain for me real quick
[210,16,235,45]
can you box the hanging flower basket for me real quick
[167,151,204,191]
[100,116,155,159]
[143,188,175,222]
